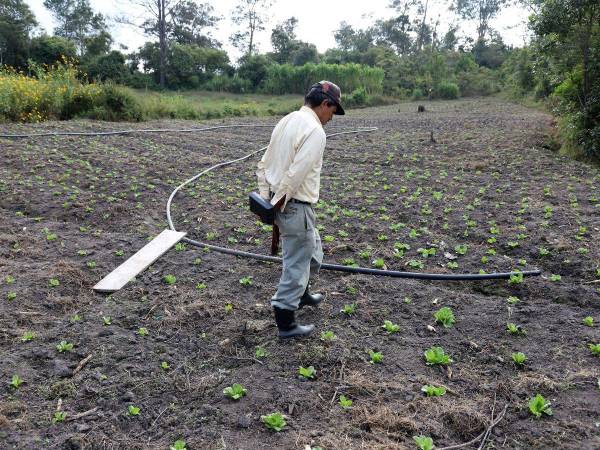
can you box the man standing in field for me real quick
[256,81,345,338]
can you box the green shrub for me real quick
[347,87,367,106]
[435,81,459,99]
[457,68,500,97]
[412,88,425,100]
[82,84,144,121]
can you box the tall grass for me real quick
[263,63,385,96]
[0,61,391,123]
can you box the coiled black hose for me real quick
[1,122,541,280]
[165,126,542,281]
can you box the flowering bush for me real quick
[0,58,113,122]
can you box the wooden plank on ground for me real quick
[93,229,187,293]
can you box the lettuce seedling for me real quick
[413,435,434,450]
[7,291,16,301]
[528,394,552,418]
[21,331,35,342]
[372,258,385,269]
[10,374,23,389]
[56,341,73,352]
[421,384,446,397]
[507,296,520,305]
[255,346,268,358]
[508,272,523,284]
[507,323,527,336]
[407,260,424,269]
[52,411,67,423]
[49,278,60,287]
[382,320,400,334]
[102,316,111,326]
[454,244,468,255]
[512,352,526,366]
[138,327,148,336]
[239,276,253,286]
[261,412,286,431]
[341,303,356,315]
[163,274,176,285]
[170,440,187,450]
[589,343,600,356]
[338,395,353,409]
[424,346,452,365]
[434,307,455,328]
[223,383,247,400]
[549,274,561,282]
[161,361,170,370]
[298,366,316,379]
[369,350,383,364]
[127,405,140,416]
[582,316,593,327]
[320,330,337,342]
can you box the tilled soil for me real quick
[1,98,599,450]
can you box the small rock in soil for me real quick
[244,319,271,333]
[52,360,72,378]
[120,391,135,402]
[237,415,252,428]
[75,423,91,432]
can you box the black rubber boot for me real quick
[273,307,314,338]
[298,286,324,309]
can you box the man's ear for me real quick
[320,99,329,109]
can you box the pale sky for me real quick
[25,0,531,61]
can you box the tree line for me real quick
[0,0,598,159]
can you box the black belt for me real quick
[289,198,312,205]
[269,192,312,205]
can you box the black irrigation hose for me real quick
[0,124,278,138]
[166,126,542,281]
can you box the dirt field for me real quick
[1,98,599,450]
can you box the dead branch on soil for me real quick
[72,354,93,376]
[437,404,508,450]
[66,407,99,422]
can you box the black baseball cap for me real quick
[307,80,345,115]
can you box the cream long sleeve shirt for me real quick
[256,106,326,209]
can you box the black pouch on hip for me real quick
[249,192,274,224]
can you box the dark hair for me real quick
[304,89,333,109]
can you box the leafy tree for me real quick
[270,17,298,64]
[85,50,129,82]
[527,0,600,158]
[136,41,230,88]
[43,0,110,57]
[291,42,319,66]
[441,24,460,51]
[166,1,221,47]
[269,17,319,65]
[472,33,509,68]
[230,0,273,57]
[134,0,221,87]
[84,30,112,58]
[372,15,413,55]
[452,0,509,42]
[236,53,271,89]
[0,0,37,68]
[29,34,77,66]
[334,22,374,53]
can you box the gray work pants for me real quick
[271,202,323,311]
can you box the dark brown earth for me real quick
[1,98,599,450]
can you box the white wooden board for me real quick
[93,229,187,293]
